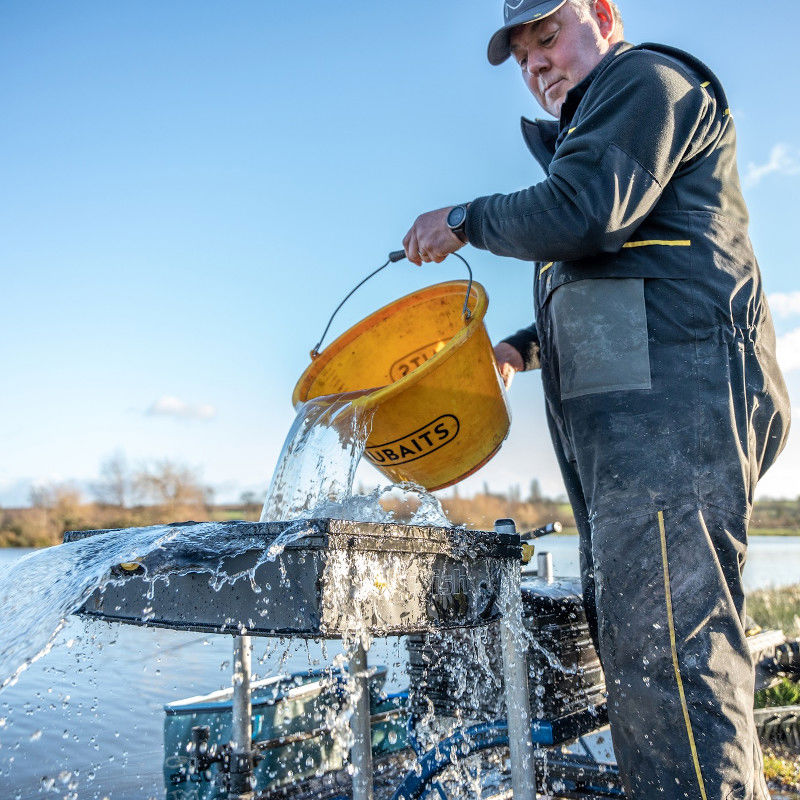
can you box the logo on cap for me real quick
[504,0,528,21]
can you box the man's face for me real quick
[510,2,614,117]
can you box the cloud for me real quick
[0,478,36,507]
[776,327,800,373]
[769,292,800,318]
[744,143,800,188]
[146,395,217,420]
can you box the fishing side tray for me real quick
[63,519,520,639]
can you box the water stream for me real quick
[260,392,376,524]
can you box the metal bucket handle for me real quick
[310,250,474,360]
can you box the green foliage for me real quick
[755,678,800,709]
[763,745,800,790]
[751,498,800,531]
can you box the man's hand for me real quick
[403,207,466,266]
[494,342,524,389]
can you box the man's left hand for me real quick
[403,207,466,266]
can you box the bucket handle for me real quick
[309,251,474,360]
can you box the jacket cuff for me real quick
[501,328,542,371]
[465,195,491,250]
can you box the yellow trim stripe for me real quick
[539,261,554,276]
[658,511,709,800]
[700,81,710,88]
[724,108,731,116]
[568,126,577,134]
[622,239,691,249]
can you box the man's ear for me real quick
[594,0,616,41]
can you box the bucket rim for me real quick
[292,280,489,410]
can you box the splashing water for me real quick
[0,523,183,691]
[0,389,450,691]
[260,392,449,559]
[260,392,376,523]
[0,522,312,691]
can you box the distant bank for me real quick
[2,494,799,548]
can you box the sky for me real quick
[2,0,799,507]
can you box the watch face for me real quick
[448,205,466,228]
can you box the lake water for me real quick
[520,533,800,593]
[1,536,798,799]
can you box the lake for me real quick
[0,536,798,799]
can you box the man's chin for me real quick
[542,100,563,118]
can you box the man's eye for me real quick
[541,34,556,46]
[518,58,527,69]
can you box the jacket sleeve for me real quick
[464,52,710,262]
[501,322,541,371]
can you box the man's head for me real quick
[489,0,624,118]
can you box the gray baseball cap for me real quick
[487,0,568,65]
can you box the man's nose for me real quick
[525,51,549,77]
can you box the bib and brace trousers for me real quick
[464,42,791,798]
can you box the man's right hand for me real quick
[494,342,524,389]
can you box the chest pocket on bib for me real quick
[550,278,652,401]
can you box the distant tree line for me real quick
[1,457,798,548]
[0,453,214,547]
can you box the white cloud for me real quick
[0,478,35,507]
[744,143,800,188]
[776,327,800,373]
[769,292,800,318]
[146,395,217,420]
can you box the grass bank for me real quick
[749,584,800,638]
[749,585,800,792]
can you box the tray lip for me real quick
[62,519,520,559]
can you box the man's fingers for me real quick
[498,363,516,389]
[403,230,422,266]
[404,207,465,267]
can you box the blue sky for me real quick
[2,0,799,506]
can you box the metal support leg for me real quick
[537,551,554,583]
[348,642,374,800]
[230,634,254,799]
[496,520,537,800]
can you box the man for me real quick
[402,1,791,797]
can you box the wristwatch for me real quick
[447,204,470,243]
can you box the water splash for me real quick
[0,522,294,691]
[260,392,376,523]
[0,388,450,692]
[0,524,180,691]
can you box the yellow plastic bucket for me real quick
[292,280,510,491]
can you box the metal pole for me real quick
[496,520,537,800]
[348,641,374,800]
[537,551,554,583]
[230,634,254,799]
